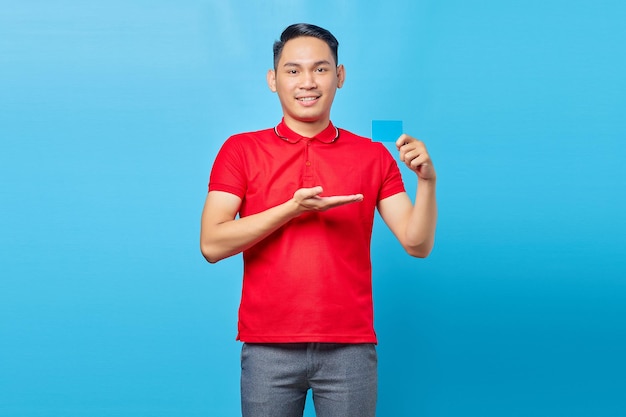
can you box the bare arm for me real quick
[200,186,363,263]
[378,134,438,258]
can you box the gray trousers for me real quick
[241,343,378,417]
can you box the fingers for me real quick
[321,194,364,208]
[395,133,411,150]
[397,137,426,165]
[294,187,363,212]
[395,134,436,179]
[405,152,429,170]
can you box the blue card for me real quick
[372,120,403,143]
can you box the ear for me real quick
[337,64,346,89]
[267,69,277,92]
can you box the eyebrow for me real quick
[282,60,334,68]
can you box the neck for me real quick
[283,117,330,138]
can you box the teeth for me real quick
[298,97,317,101]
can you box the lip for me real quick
[296,95,320,107]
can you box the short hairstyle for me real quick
[273,23,339,70]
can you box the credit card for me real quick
[372,120,403,143]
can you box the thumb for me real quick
[294,186,323,201]
[301,186,323,198]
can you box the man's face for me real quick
[267,36,345,134]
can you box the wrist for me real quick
[285,197,304,219]
[418,176,437,186]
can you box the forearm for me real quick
[201,187,363,264]
[405,178,437,257]
[201,199,299,263]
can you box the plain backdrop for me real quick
[1,1,625,416]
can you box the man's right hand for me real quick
[292,186,363,214]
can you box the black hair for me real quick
[273,23,339,70]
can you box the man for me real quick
[200,23,437,417]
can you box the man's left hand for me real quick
[395,134,436,181]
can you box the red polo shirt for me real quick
[209,120,405,343]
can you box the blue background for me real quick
[1,1,625,416]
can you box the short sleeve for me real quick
[208,135,247,199]
[376,143,405,201]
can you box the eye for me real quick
[316,67,328,73]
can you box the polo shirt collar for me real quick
[274,119,339,144]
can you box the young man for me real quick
[200,23,437,417]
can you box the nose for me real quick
[300,70,317,89]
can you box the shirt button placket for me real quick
[303,140,314,187]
